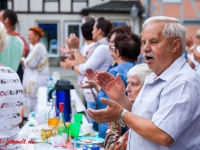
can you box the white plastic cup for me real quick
[52,71,60,84]
[81,123,93,134]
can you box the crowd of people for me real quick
[0,8,199,150]
[0,10,49,149]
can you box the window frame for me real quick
[110,19,130,28]
[64,21,83,48]
[36,21,60,57]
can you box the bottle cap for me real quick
[59,102,64,113]
[83,145,100,150]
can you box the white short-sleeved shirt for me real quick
[127,56,200,150]
[78,38,112,75]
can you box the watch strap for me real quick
[72,49,79,53]
[71,65,76,70]
[119,109,127,127]
[120,109,127,121]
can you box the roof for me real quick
[81,0,144,16]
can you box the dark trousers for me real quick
[17,64,24,83]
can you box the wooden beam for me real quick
[15,11,80,14]
[58,0,60,13]
[28,0,30,13]
[11,0,14,10]
[71,0,73,13]
[42,0,44,13]
[86,0,88,6]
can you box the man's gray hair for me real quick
[127,63,153,85]
[0,22,7,53]
[143,16,187,53]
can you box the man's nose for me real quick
[142,43,151,52]
[109,42,112,48]
[126,84,131,92]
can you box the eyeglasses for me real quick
[110,46,117,52]
[108,39,114,44]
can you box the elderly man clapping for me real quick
[87,16,200,150]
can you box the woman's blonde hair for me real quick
[0,22,7,53]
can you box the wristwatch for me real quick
[118,109,128,127]
[72,49,79,53]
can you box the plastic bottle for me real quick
[52,71,60,84]
[71,98,76,121]
[48,95,57,118]
[47,77,55,106]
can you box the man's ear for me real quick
[97,28,102,36]
[172,38,181,53]
[116,49,120,57]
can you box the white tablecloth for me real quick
[18,89,90,150]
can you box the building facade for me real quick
[5,0,143,65]
[148,0,200,46]
[3,0,200,64]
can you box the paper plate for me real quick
[74,136,104,147]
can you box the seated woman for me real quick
[104,63,152,150]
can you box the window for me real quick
[64,22,83,47]
[37,22,60,57]
[111,20,129,28]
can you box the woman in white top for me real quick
[60,17,113,75]
[22,27,49,118]
[60,17,113,122]
[0,22,23,150]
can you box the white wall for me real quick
[73,2,87,12]
[14,0,28,11]
[9,0,115,13]
[8,1,12,9]
[45,2,59,12]
[60,0,71,12]
[89,0,110,7]
[30,0,43,11]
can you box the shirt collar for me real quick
[145,56,186,83]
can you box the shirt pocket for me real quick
[139,99,158,119]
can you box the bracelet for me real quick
[71,65,76,70]
[21,57,25,61]
[190,45,196,51]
